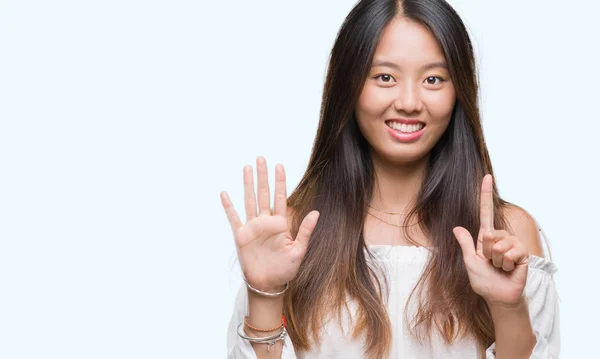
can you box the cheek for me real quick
[356,84,391,118]
[424,89,456,123]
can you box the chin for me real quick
[377,147,430,166]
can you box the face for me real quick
[355,17,457,165]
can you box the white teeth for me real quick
[386,121,424,133]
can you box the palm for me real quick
[220,157,320,292]
[453,175,530,306]
[235,216,306,290]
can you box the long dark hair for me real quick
[284,1,513,358]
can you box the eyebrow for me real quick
[371,59,448,71]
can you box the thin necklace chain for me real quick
[366,210,421,228]
[368,204,408,215]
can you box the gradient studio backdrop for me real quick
[1,0,598,358]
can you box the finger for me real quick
[482,229,509,259]
[491,239,514,268]
[243,165,257,221]
[256,156,271,215]
[480,174,495,232]
[503,244,529,272]
[220,191,243,233]
[295,211,320,251]
[502,249,516,271]
[273,164,288,217]
[453,226,476,262]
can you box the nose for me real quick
[393,82,422,114]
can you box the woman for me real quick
[221,0,560,358]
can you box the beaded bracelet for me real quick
[244,315,287,332]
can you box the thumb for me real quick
[453,226,476,259]
[295,210,320,250]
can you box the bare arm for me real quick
[489,299,536,359]
[488,205,554,358]
[245,289,286,358]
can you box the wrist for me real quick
[247,287,286,303]
[488,297,532,333]
[247,289,285,334]
[487,296,528,312]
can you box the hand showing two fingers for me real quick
[453,174,530,306]
[220,157,320,293]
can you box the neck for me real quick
[370,152,428,214]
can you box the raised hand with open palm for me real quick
[220,157,320,293]
[452,174,530,307]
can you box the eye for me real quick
[374,74,396,83]
[424,76,446,86]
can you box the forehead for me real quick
[373,17,446,68]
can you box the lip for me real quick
[385,122,426,142]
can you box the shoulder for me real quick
[501,204,545,257]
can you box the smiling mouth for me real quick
[385,120,426,133]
